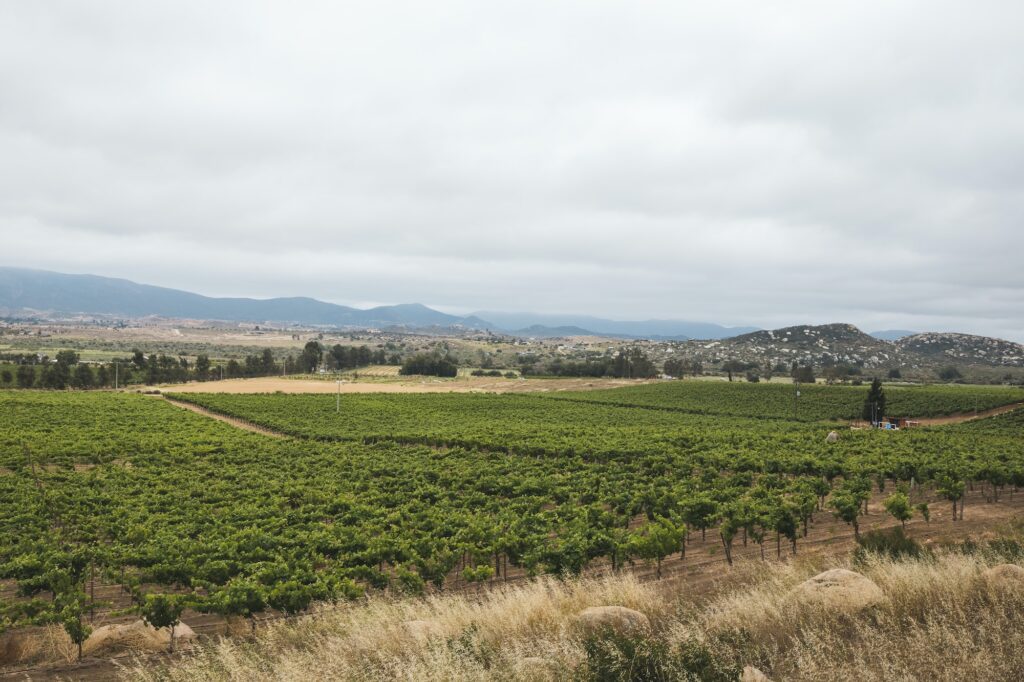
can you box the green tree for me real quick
[140,593,187,652]
[883,491,912,529]
[628,518,685,579]
[16,364,35,387]
[461,564,494,593]
[266,580,318,613]
[261,348,276,374]
[936,474,965,521]
[195,354,211,381]
[680,494,718,541]
[399,353,458,378]
[938,366,963,381]
[207,578,266,634]
[73,363,94,389]
[862,377,886,423]
[299,341,324,373]
[718,512,741,566]
[791,365,815,383]
[55,350,80,366]
[663,357,687,378]
[829,491,864,539]
[771,503,799,557]
[58,593,91,661]
[721,360,746,382]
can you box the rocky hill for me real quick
[681,323,1024,375]
[896,332,1024,366]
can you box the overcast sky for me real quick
[2,1,1023,339]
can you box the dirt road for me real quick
[911,402,1024,425]
[161,396,289,438]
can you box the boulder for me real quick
[825,431,839,443]
[82,619,195,656]
[982,563,1024,588]
[576,606,650,636]
[401,619,444,641]
[740,666,771,681]
[787,569,883,612]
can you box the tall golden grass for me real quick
[123,545,1024,681]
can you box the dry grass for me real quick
[0,623,79,668]
[120,544,1024,682]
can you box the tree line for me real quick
[521,348,659,378]
[0,342,397,389]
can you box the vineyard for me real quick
[546,380,1024,421]
[1,382,1023,670]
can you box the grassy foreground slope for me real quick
[127,540,1024,682]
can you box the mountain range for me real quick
[0,269,1011,359]
[0,267,488,330]
[472,311,758,340]
[0,267,756,339]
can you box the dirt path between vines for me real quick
[160,396,290,439]
[846,402,1024,428]
[910,402,1024,425]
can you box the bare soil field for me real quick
[153,375,653,394]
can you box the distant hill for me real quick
[0,267,486,330]
[896,332,1024,365]
[685,323,1024,371]
[474,310,757,340]
[870,329,918,341]
[513,324,599,338]
[731,323,881,348]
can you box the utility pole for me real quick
[793,381,800,420]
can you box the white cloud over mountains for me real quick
[2,1,1023,338]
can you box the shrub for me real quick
[579,629,742,682]
[938,366,963,381]
[854,527,926,562]
[399,354,458,377]
[951,537,1024,562]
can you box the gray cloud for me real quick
[2,1,1023,339]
